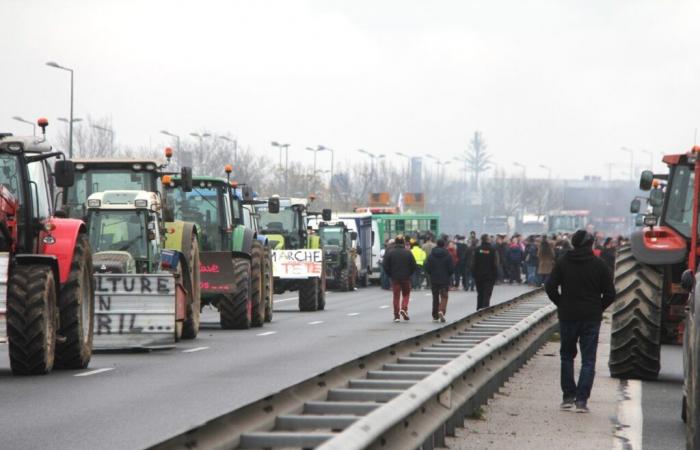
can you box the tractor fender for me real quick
[232,225,255,257]
[40,218,86,284]
[14,254,60,296]
[164,220,199,254]
[630,226,687,265]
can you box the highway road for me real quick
[0,284,531,450]
[643,344,685,450]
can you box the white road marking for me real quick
[347,312,360,316]
[308,320,324,325]
[182,346,210,353]
[74,368,114,377]
[257,331,277,336]
[614,379,643,450]
[274,297,296,303]
[379,305,390,309]
[424,293,431,297]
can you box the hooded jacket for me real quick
[424,247,455,286]
[383,245,417,282]
[545,246,616,322]
[472,243,499,281]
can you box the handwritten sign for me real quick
[93,273,176,350]
[272,249,323,279]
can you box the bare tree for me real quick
[465,131,491,189]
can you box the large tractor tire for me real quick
[684,282,700,447]
[609,246,663,380]
[263,247,274,323]
[339,268,351,292]
[220,258,252,329]
[6,265,58,375]
[318,266,327,311]
[182,234,201,340]
[250,241,265,328]
[55,233,94,370]
[299,278,319,312]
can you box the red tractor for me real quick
[0,119,94,375]
[607,146,700,447]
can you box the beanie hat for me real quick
[571,230,594,248]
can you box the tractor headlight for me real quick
[145,163,156,171]
[87,199,101,208]
[132,163,142,171]
[134,199,148,208]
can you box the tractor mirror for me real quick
[639,170,654,191]
[268,197,280,214]
[322,208,332,221]
[350,231,358,241]
[630,199,641,214]
[180,166,193,192]
[643,214,658,227]
[242,185,254,201]
[635,214,644,227]
[54,160,75,188]
[681,269,695,291]
[649,188,664,207]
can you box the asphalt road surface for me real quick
[643,344,685,450]
[0,284,530,450]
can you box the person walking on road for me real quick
[545,230,616,413]
[410,239,427,290]
[472,234,498,310]
[424,239,454,322]
[383,236,417,322]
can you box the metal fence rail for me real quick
[149,289,556,450]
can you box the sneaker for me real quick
[433,318,439,322]
[393,317,400,323]
[575,400,589,413]
[438,312,446,323]
[560,398,575,410]
[400,310,410,321]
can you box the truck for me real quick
[257,197,330,312]
[86,190,199,348]
[59,153,202,335]
[318,221,358,291]
[603,148,700,447]
[0,119,95,374]
[163,171,273,329]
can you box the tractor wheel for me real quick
[339,268,350,292]
[609,246,663,380]
[299,278,319,312]
[684,275,700,446]
[220,258,252,329]
[250,241,265,328]
[55,233,94,370]
[263,247,274,323]
[6,265,58,375]
[181,234,201,339]
[318,265,327,311]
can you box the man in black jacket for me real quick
[545,229,616,413]
[424,239,454,322]
[472,234,498,310]
[383,236,417,322]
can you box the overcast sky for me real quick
[2,0,699,179]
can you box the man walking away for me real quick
[410,239,426,289]
[472,234,498,310]
[424,239,454,322]
[545,230,615,413]
[383,236,417,322]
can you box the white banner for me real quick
[272,249,323,279]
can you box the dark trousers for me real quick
[474,277,495,310]
[559,320,601,402]
[431,283,449,318]
[507,262,521,283]
[391,280,411,317]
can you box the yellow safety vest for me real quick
[411,246,426,266]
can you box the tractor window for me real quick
[259,208,297,234]
[169,186,227,251]
[319,227,344,247]
[87,210,148,260]
[67,170,154,215]
[0,154,21,199]
[27,161,51,219]
[665,165,694,237]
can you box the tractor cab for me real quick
[257,197,310,250]
[318,221,358,291]
[86,190,164,274]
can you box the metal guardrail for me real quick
[149,289,557,450]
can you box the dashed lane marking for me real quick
[182,346,210,353]
[308,320,324,325]
[273,297,296,303]
[74,368,114,377]
[379,305,390,309]
[257,331,277,336]
[347,313,360,316]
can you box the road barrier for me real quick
[149,289,557,450]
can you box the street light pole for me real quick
[318,146,334,209]
[12,116,36,136]
[358,149,385,193]
[92,124,114,153]
[395,152,412,191]
[272,142,290,196]
[46,61,75,157]
[160,130,181,152]
[190,132,211,173]
[218,136,238,167]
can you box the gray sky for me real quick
[2,0,699,179]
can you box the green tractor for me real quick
[257,197,331,312]
[318,221,358,292]
[59,150,202,338]
[162,168,273,329]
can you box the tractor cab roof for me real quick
[87,190,160,211]
[0,134,53,154]
[73,159,164,172]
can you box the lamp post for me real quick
[92,124,114,153]
[160,130,181,151]
[357,149,385,192]
[395,152,412,191]
[190,132,211,173]
[12,116,36,136]
[218,136,238,167]
[621,146,635,181]
[46,61,75,157]
[538,164,552,180]
[305,146,324,194]
[318,145,334,209]
[271,141,290,196]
